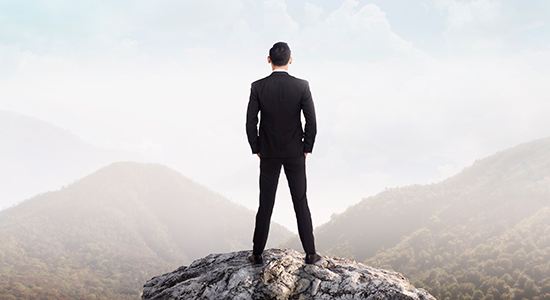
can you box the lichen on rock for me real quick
[142,248,435,300]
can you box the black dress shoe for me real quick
[248,253,263,265]
[305,253,321,264]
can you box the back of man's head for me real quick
[269,42,291,66]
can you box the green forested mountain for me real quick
[281,137,550,300]
[375,206,550,300]
[0,162,292,299]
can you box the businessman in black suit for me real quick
[246,42,321,265]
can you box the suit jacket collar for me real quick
[270,71,290,76]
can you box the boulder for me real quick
[142,248,435,300]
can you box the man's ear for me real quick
[288,57,292,65]
[267,56,271,64]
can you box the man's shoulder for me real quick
[287,75,310,92]
[251,76,268,86]
[288,74,309,85]
[251,73,309,86]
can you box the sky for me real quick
[1,0,550,232]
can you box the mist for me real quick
[2,0,549,233]
[2,1,550,299]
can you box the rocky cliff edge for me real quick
[142,248,435,300]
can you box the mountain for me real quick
[0,110,146,209]
[281,137,550,300]
[0,162,293,299]
[376,206,550,300]
[142,248,436,300]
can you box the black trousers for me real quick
[252,156,316,255]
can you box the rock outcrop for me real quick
[142,248,435,300]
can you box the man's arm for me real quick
[301,82,317,154]
[246,84,261,155]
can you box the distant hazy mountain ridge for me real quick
[0,162,292,299]
[0,110,146,208]
[281,137,550,300]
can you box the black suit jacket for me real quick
[246,71,317,158]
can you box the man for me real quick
[246,42,321,265]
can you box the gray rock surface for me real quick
[142,248,435,300]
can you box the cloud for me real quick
[434,0,550,51]
[297,0,423,61]
[302,3,324,28]
[262,0,299,39]
[0,44,22,79]
[0,0,250,59]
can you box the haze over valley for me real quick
[0,161,291,299]
[0,110,149,208]
[1,129,549,299]
[282,136,550,300]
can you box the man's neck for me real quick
[271,64,289,72]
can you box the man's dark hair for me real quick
[269,42,291,66]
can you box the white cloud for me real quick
[297,0,423,61]
[303,3,324,28]
[0,44,22,79]
[434,0,550,51]
[262,0,299,39]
